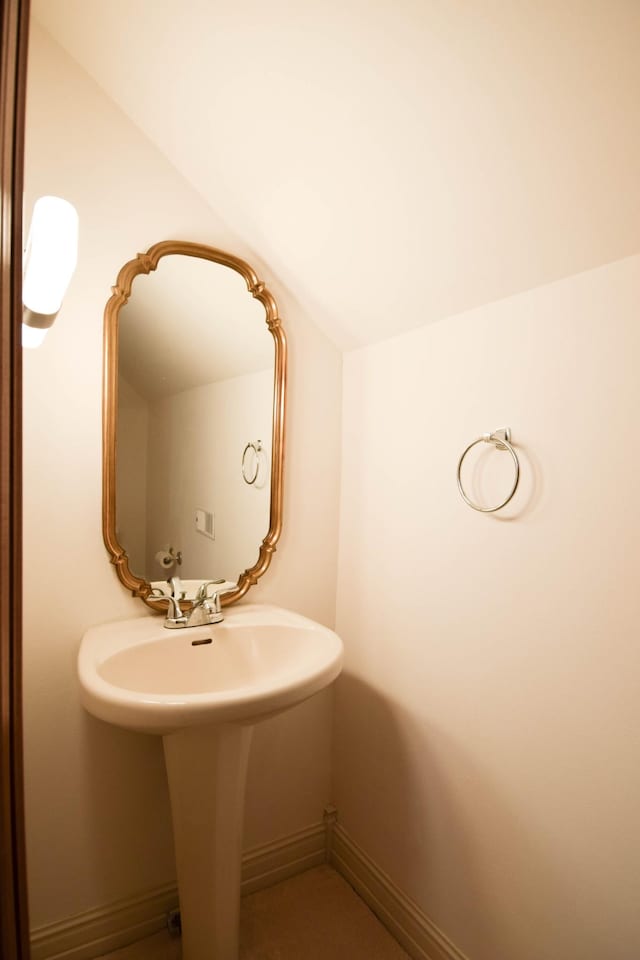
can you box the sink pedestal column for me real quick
[163,723,254,960]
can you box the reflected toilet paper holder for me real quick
[155,546,183,569]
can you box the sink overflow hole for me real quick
[191,637,213,646]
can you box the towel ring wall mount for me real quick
[456,428,520,513]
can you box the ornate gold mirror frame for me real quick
[102,240,286,611]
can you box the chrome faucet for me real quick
[163,579,226,630]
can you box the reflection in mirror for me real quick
[117,256,273,582]
[104,242,286,608]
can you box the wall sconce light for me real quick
[22,196,79,348]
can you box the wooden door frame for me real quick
[0,0,30,957]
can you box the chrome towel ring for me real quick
[457,428,520,513]
[242,440,262,485]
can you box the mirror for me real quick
[103,241,286,609]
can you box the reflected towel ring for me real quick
[457,428,520,513]
[242,441,262,485]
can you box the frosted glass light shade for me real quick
[21,324,48,349]
[22,195,78,324]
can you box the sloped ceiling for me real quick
[33,0,640,350]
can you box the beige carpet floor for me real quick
[99,866,410,959]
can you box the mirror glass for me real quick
[105,243,286,606]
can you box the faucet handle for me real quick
[196,579,226,602]
[164,593,187,627]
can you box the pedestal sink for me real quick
[78,604,343,960]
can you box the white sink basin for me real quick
[79,603,342,960]
[79,603,343,735]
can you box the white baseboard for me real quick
[30,816,467,960]
[29,882,179,960]
[30,821,326,960]
[329,823,469,960]
[241,821,326,895]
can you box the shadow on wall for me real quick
[333,671,581,960]
[79,711,176,900]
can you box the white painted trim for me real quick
[241,821,326,895]
[29,883,179,960]
[30,818,467,960]
[329,823,469,960]
[30,821,326,960]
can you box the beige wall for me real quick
[26,12,640,958]
[23,24,341,929]
[335,254,640,960]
